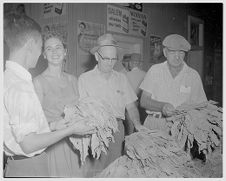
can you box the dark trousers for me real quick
[4,152,49,177]
[84,119,125,177]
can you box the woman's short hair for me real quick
[43,30,66,48]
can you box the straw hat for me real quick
[90,33,120,54]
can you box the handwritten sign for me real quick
[43,3,66,19]
[107,5,147,37]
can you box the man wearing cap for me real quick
[78,33,143,176]
[140,34,207,132]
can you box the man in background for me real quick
[125,44,146,96]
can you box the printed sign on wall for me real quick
[129,9,147,36]
[150,35,164,63]
[107,5,130,35]
[107,5,147,37]
[43,3,66,19]
[117,3,143,12]
[77,20,105,53]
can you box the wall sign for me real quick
[117,3,143,12]
[129,8,147,36]
[150,35,163,63]
[107,5,147,37]
[43,3,66,18]
[107,5,130,35]
[77,20,105,53]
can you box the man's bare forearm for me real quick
[126,102,141,127]
[140,91,166,112]
[20,126,73,154]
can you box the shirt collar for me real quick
[93,65,116,79]
[5,61,32,81]
[164,61,188,78]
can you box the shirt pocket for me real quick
[114,87,126,108]
[179,90,191,103]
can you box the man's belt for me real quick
[7,153,41,161]
[8,155,29,160]
[146,110,162,118]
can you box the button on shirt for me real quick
[78,66,137,120]
[4,61,50,157]
[140,61,207,108]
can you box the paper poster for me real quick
[107,5,147,37]
[42,22,68,45]
[77,20,105,53]
[150,35,164,63]
[117,3,143,12]
[107,5,130,35]
[77,20,105,75]
[43,3,66,19]
[129,9,147,37]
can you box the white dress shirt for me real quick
[140,61,207,108]
[126,67,146,95]
[4,61,50,157]
[78,66,137,120]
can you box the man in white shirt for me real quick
[124,52,146,126]
[4,13,95,177]
[78,33,144,176]
[140,34,207,133]
[126,53,146,96]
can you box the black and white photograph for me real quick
[2,1,224,179]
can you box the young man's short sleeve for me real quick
[4,84,49,143]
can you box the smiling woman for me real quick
[32,31,87,177]
[44,37,66,66]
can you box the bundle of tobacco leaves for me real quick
[167,100,222,158]
[98,130,202,178]
[64,97,118,164]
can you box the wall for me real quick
[26,3,200,76]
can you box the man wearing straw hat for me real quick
[78,33,144,176]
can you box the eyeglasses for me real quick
[97,52,118,62]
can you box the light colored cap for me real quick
[132,44,141,54]
[90,33,120,54]
[162,34,191,52]
[131,53,141,62]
